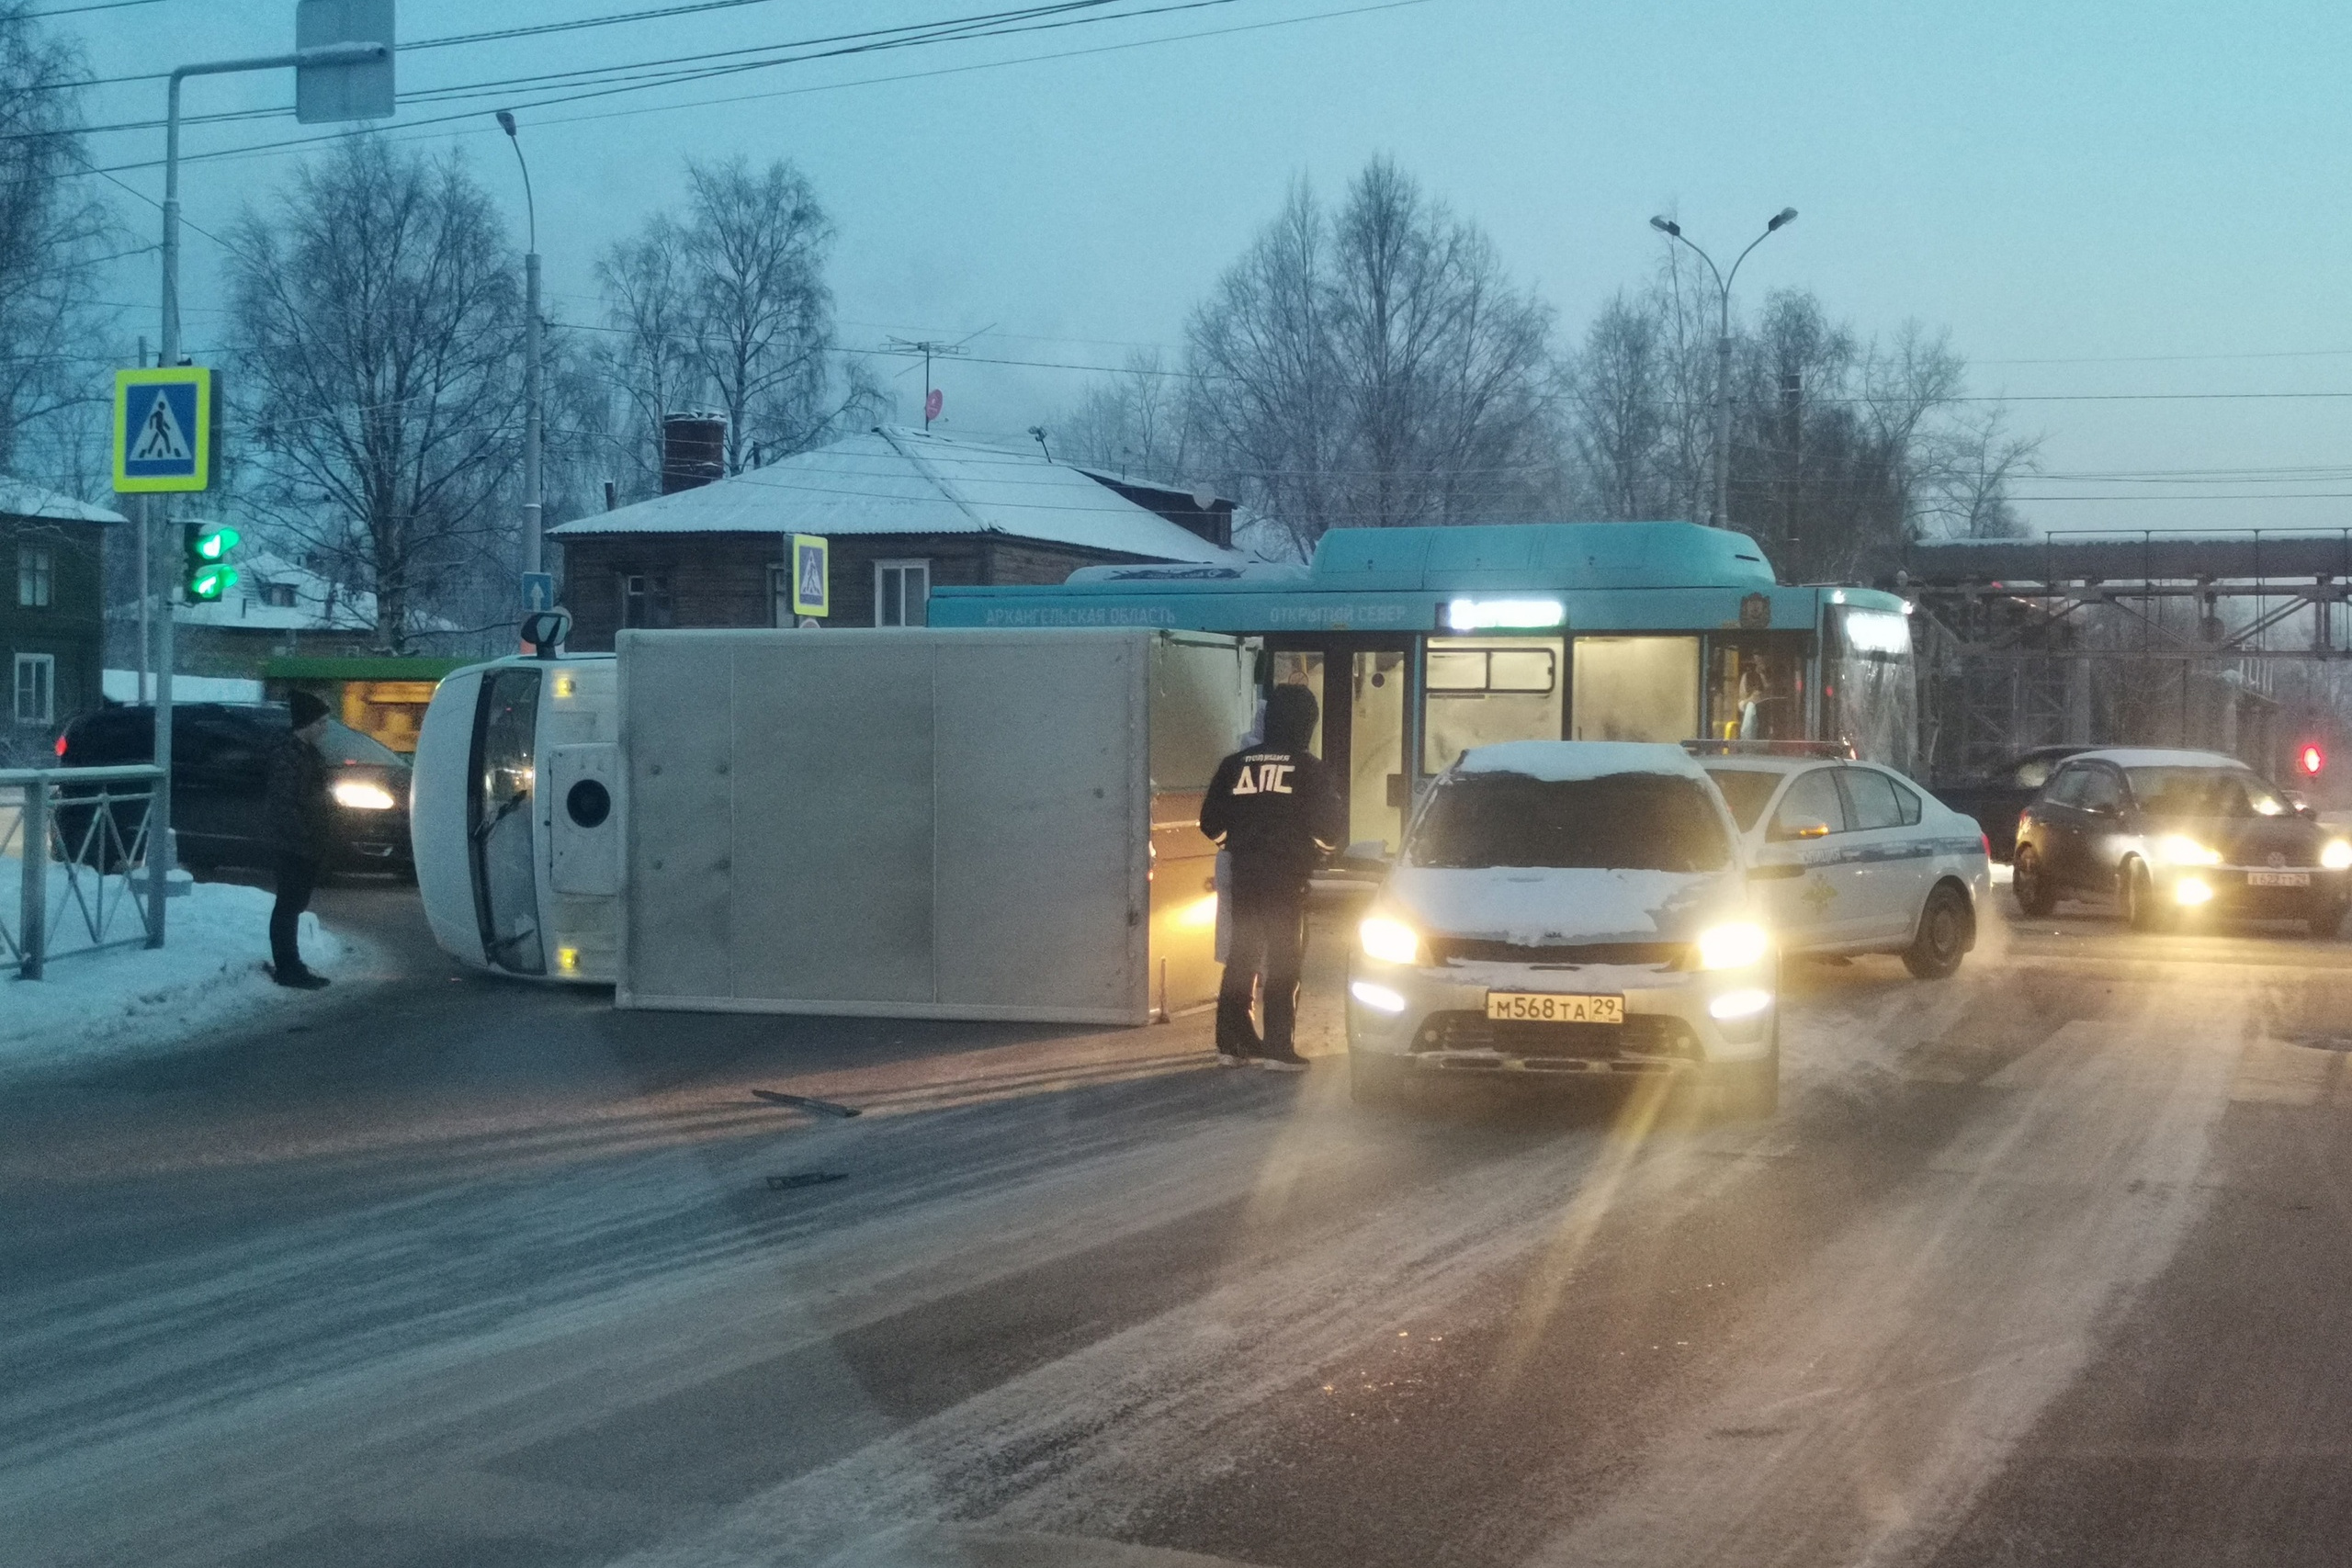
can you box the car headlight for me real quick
[1695,920,1770,971]
[332,779,399,811]
[1358,915,1424,965]
[1350,980,1408,1014]
[2324,840,2352,871]
[2154,834,2221,867]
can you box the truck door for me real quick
[468,666,546,975]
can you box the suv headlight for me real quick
[332,779,398,811]
[2324,840,2352,871]
[2155,834,2221,867]
[1695,921,1770,971]
[1359,915,1425,966]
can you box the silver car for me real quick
[1347,740,1778,1117]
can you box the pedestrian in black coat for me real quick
[1198,682,1347,1069]
[263,692,335,988]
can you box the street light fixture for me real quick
[1647,208,1798,529]
[497,109,543,584]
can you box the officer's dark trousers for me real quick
[271,853,319,977]
[1217,875,1308,1055]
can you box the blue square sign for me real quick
[113,367,212,492]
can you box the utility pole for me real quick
[496,110,542,581]
[1648,208,1798,530]
[141,11,391,943]
[135,335,149,705]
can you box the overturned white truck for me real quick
[410,628,1255,1025]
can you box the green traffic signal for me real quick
[182,522,242,601]
[189,564,239,601]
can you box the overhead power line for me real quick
[37,0,1185,138]
[76,0,1424,175]
[22,0,166,17]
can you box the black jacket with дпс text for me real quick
[1199,744,1347,890]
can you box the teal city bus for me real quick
[928,522,1917,853]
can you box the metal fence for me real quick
[1,765,164,980]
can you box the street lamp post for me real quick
[497,110,542,582]
[1648,208,1798,530]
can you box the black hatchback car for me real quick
[58,702,414,876]
[2012,748,2351,935]
[1930,744,2092,861]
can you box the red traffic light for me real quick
[2299,742,2326,777]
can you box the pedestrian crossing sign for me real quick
[112,367,213,493]
[791,533,829,618]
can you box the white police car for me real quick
[1691,743,1991,978]
[1347,741,1779,1116]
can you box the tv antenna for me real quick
[881,326,991,425]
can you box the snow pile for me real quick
[0,867,353,1078]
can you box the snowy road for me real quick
[6,886,2352,1566]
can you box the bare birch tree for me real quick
[1056,348,1193,483]
[1182,162,1555,554]
[594,155,875,492]
[0,2,116,483]
[227,134,525,651]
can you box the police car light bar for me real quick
[1443,598,1566,632]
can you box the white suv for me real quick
[1348,740,1778,1116]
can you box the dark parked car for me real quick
[1930,745,2092,861]
[2013,748,2352,935]
[58,702,413,876]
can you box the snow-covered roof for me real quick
[548,426,1241,565]
[1456,740,1711,783]
[0,478,126,525]
[176,548,378,633]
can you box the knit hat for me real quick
[1263,682,1319,750]
[288,691,330,729]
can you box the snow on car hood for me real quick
[1384,863,1744,946]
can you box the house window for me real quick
[262,581,298,609]
[17,547,52,608]
[875,559,929,627]
[620,572,673,629]
[13,653,54,726]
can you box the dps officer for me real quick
[264,691,335,988]
[1199,682,1346,1069]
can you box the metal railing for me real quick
[1,765,164,980]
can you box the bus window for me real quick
[1708,639,1806,741]
[1830,608,1918,773]
[1571,636,1699,742]
[1421,636,1563,773]
[1351,650,1407,852]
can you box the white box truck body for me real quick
[412,628,1251,1027]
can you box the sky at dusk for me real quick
[49,0,2352,536]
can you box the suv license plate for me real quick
[1487,992,1623,1024]
[2248,871,2311,887]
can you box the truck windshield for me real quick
[1409,772,1731,873]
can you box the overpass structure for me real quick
[1883,531,2352,784]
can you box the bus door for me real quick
[1705,635,1811,742]
[1269,638,1412,854]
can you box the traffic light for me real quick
[182,521,240,601]
[2299,740,2327,778]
